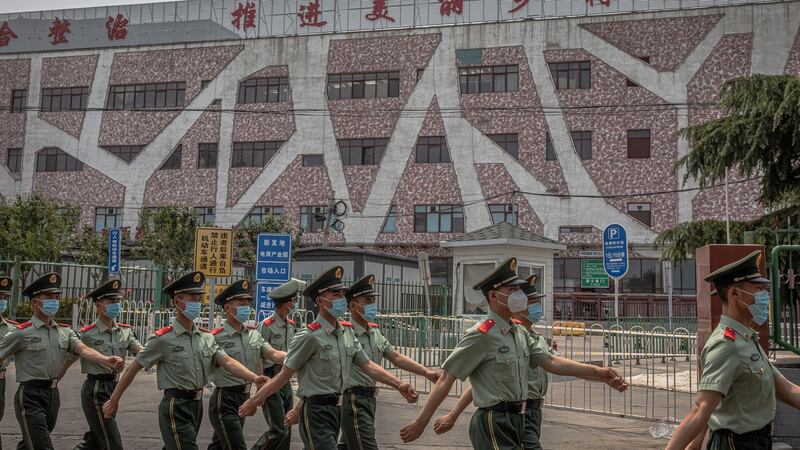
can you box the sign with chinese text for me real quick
[108,228,121,274]
[256,282,280,320]
[580,259,608,288]
[255,233,292,282]
[603,224,629,279]
[203,283,229,305]
[193,227,234,277]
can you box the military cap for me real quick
[215,279,252,306]
[22,272,62,298]
[472,257,526,296]
[302,266,345,300]
[706,250,770,295]
[0,276,12,294]
[269,278,305,303]
[87,278,124,302]
[163,271,205,297]
[345,274,380,301]
[522,274,546,299]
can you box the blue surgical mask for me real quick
[527,303,543,323]
[328,297,347,318]
[0,299,8,314]
[181,301,202,320]
[42,299,60,317]
[104,303,121,319]
[234,306,252,323]
[737,288,770,325]
[362,303,378,322]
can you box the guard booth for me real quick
[441,222,566,322]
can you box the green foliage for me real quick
[74,226,108,267]
[13,296,82,322]
[0,194,80,262]
[134,206,198,282]
[233,216,302,266]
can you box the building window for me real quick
[327,72,400,100]
[626,78,640,88]
[545,133,557,161]
[10,89,27,113]
[195,207,216,225]
[160,145,182,170]
[232,141,282,168]
[339,139,387,166]
[40,87,89,112]
[35,147,83,172]
[381,205,397,233]
[6,148,21,173]
[415,136,450,163]
[201,79,212,90]
[458,65,519,94]
[636,56,651,64]
[94,207,121,232]
[549,61,591,90]
[106,82,186,110]
[197,143,218,169]
[488,134,519,159]
[571,131,592,160]
[627,129,651,158]
[559,226,593,234]
[489,204,517,225]
[416,68,425,82]
[242,206,283,225]
[102,145,144,163]
[302,154,324,167]
[628,202,652,227]
[414,205,464,233]
[300,206,327,232]
[237,77,290,104]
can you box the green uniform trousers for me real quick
[337,392,378,450]
[253,382,293,450]
[158,395,203,450]
[1,377,5,450]
[73,378,124,450]
[468,408,525,450]
[521,403,543,450]
[299,401,341,450]
[707,425,772,450]
[208,387,248,450]
[14,384,60,450]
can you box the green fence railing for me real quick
[608,316,698,333]
[770,245,800,356]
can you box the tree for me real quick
[134,206,198,282]
[233,216,302,266]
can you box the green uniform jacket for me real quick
[526,330,550,400]
[210,321,272,387]
[0,316,81,382]
[699,315,777,434]
[0,317,17,372]
[256,312,295,368]
[346,321,394,389]
[73,320,142,375]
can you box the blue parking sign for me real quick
[108,228,121,274]
[603,224,629,278]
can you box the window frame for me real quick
[236,77,290,104]
[488,203,518,225]
[160,145,182,170]
[488,133,519,159]
[35,147,83,173]
[197,143,219,169]
[570,131,592,160]
[242,206,283,226]
[106,82,187,110]
[194,207,216,225]
[548,61,591,90]
[338,139,387,166]
[300,205,327,233]
[627,202,652,227]
[302,154,324,167]
[326,72,400,100]
[381,205,397,233]
[413,204,465,233]
[231,141,282,168]
[10,89,27,113]
[458,65,519,94]
[626,129,651,159]
[40,86,89,112]
[102,145,144,163]
[5,148,21,173]
[94,207,121,232]
[415,136,450,164]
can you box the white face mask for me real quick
[497,290,528,313]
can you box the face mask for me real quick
[0,299,8,314]
[104,303,121,319]
[234,306,252,323]
[498,290,528,313]
[41,299,60,317]
[362,303,378,322]
[181,301,202,320]
[327,297,347,318]
[736,288,770,325]
[527,303,543,323]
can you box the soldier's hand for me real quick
[284,407,299,426]
[398,382,418,403]
[254,375,270,389]
[238,399,258,417]
[107,356,125,371]
[102,399,118,418]
[433,414,455,434]
[425,369,441,384]
[598,366,628,392]
[400,418,426,442]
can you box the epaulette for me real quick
[154,326,173,336]
[118,323,131,327]
[368,322,379,328]
[16,321,32,330]
[511,319,522,325]
[210,327,224,335]
[263,317,275,326]
[307,322,321,331]
[80,323,97,333]
[724,327,736,341]
[477,319,495,334]
[287,319,296,325]
[198,327,210,333]
[58,322,71,328]
[340,321,352,327]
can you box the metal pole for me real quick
[208,277,216,328]
[666,261,673,332]
[614,277,619,324]
[725,170,731,244]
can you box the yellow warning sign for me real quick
[194,227,234,277]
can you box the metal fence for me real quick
[554,294,697,322]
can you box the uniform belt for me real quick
[483,401,527,414]
[88,373,118,382]
[164,389,203,400]
[0,370,5,380]
[218,384,251,396]
[715,422,772,438]
[264,365,283,377]
[21,379,58,388]
[305,393,342,406]
[344,386,378,398]
[526,398,544,409]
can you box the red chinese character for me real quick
[508,0,528,13]
[48,17,71,45]
[231,2,257,31]
[298,0,327,27]
[439,0,463,17]
[366,0,395,22]
[0,22,18,47]
[586,0,611,6]
[105,14,128,41]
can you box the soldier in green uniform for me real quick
[64,278,143,450]
[102,271,268,450]
[0,272,125,450]
[207,279,287,450]
[252,278,303,450]
[335,274,440,450]
[238,266,418,450]
[400,258,627,449]
[0,276,19,450]
[667,251,800,450]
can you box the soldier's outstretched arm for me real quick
[666,390,721,450]
[218,354,268,385]
[56,358,76,381]
[384,350,440,383]
[75,342,124,370]
[262,347,286,365]
[775,370,800,409]
[102,359,144,418]
[538,355,627,392]
[400,370,457,443]
[358,360,418,402]
[433,386,473,434]
[238,366,295,417]
[284,398,303,426]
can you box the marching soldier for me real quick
[252,278,303,450]
[667,251,800,450]
[102,271,268,450]
[207,279,287,450]
[0,272,125,450]
[238,266,418,450]
[400,257,627,448]
[0,276,18,450]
